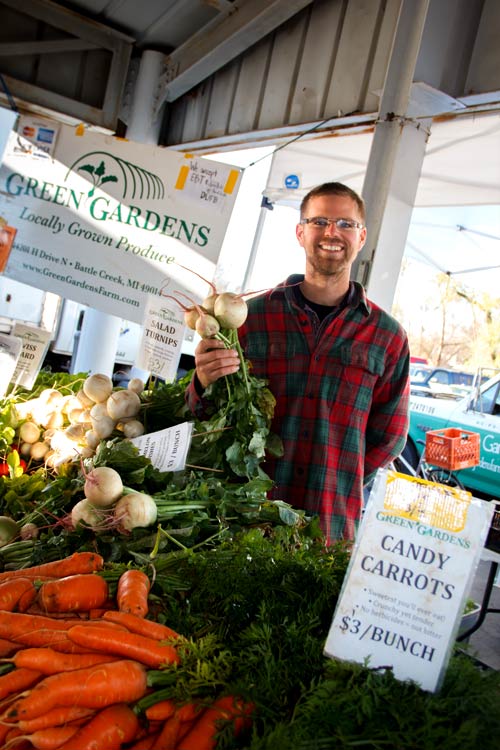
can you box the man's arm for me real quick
[185,338,240,415]
[364,339,410,481]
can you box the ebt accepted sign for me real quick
[0,119,242,324]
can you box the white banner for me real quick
[324,470,494,693]
[0,118,242,324]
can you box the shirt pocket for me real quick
[330,342,385,417]
[339,343,385,377]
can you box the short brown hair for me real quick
[300,182,365,223]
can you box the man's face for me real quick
[295,194,367,278]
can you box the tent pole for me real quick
[352,0,430,293]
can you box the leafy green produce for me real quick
[143,528,500,750]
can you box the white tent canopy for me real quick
[261,111,500,297]
[263,111,500,208]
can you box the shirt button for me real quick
[300,318,308,326]
[296,467,305,476]
[307,392,314,399]
[303,430,309,438]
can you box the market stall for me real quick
[1,307,499,748]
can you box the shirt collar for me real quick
[274,275,370,316]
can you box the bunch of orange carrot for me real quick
[0,551,254,749]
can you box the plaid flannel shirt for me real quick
[187,275,410,543]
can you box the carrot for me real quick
[16,705,96,733]
[0,612,73,641]
[7,660,147,720]
[16,585,38,613]
[23,603,81,619]
[127,734,160,750]
[66,625,181,669]
[0,578,37,613]
[0,638,20,657]
[102,611,182,641]
[117,569,151,618]
[144,699,176,722]
[55,702,140,750]
[176,695,254,750]
[13,619,130,651]
[37,574,109,613]
[4,726,31,749]
[176,702,202,723]
[0,553,104,583]
[151,714,181,750]
[8,725,79,749]
[0,667,42,700]
[12,629,92,653]
[8,647,121,674]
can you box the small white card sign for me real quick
[11,323,52,389]
[137,295,186,381]
[324,470,494,692]
[130,422,193,473]
[0,333,22,397]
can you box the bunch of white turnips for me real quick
[13,373,146,470]
[71,465,157,534]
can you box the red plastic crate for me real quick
[424,428,480,471]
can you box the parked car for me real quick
[410,366,476,397]
[402,372,500,499]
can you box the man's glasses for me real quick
[299,217,364,231]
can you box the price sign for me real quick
[130,422,193,473]
[324,470,494,692]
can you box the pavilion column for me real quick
[71,50,165,376]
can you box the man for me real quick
[187,182,410,543]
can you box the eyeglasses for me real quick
[299,217,364,231]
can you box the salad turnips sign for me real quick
[0,116,242,323]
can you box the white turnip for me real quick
[214,292,248,329]
[85,430,101,451]
[195,313,220,339]
[20,442,33,458]
[44,411,65,430]
[128,378,145,395]
[19,421,41,444]
[71,499,104,530]
[184,307,199,330]
[84,466,123,508]
[90,412,116,440]
[90,402,108,420]
[114,492,157,531]
[39,388,64,409]
[0,516,19,547]
[106,390,141,421]
[67,407,84,424]
[201,293,217,315]
[76,389,94,409]
[76,445,95,458]
[121,419,145,439]
[20,522,39,540]
[30,441,50,461]
[83,373,113,403]
[64,424,88,443]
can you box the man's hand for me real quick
[195,338,240,389]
